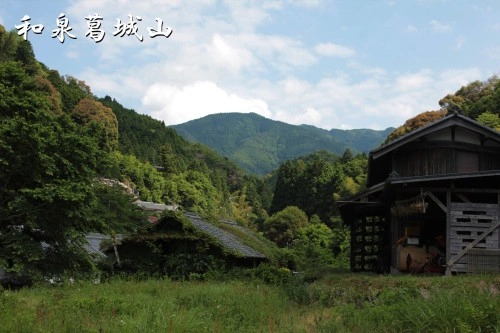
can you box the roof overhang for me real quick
[370,113,500,161]
[336,182,385,207]
[337,182,388,223]
[387,170,500,187]
[337,170,500,224]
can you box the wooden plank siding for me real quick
[394,147,454,177]
[448,202,500,273]
[393,146,500,178]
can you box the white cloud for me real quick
[224,1,273,32]
[289,0,328,7]
[79,65,150,108]
[143,81,272,125]
[407,25,418,32]
[394,70,433,92]
[222,33,317,71]
[249,67,484,130]
[315,42,356,58]
[437,68,483,88]
[206,34,256,73]
[57,0,493,132]
[429,20,451,32]
[279,77,311,95]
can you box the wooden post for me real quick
[111,230,121,268]
[445,189,452,276]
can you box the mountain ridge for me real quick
[172,112,394,175]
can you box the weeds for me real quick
[0,273,498,332]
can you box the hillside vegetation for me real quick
[2,21,500,285]
[0,25,270,280]
[0,25,358,281]
[172,112,393,175]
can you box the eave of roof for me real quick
[336,182,385,206]
[338,170,500,209]
[370,112,500,160]
[387,170,500,185]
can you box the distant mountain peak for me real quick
[172,113,393,175]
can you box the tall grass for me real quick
[0,278,320,332]
[313,274,500,333]
[1,273,499,332]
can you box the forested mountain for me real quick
[172,112,394,175]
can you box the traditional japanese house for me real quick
[337,112,500,275]
[108,211,267,278]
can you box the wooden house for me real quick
[109,211,267,279]
[337,112,500,275]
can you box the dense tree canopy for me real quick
[0,60,104,276]
[385,75,500,144]
[87,182,148,235]
[269,151,366,224]
[263,206,309,248]
[71,98,119,152]
[439,76,500,119]
[383,110,447,144]
[476,111,500,130]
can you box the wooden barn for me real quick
[337,112,500,275]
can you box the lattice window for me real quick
[350,214,387,272]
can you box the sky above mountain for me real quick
[2,1,500,130]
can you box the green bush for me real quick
[252,263,293,285]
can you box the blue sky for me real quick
[2,0,499,130]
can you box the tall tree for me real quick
[383,110,447,144]
[71,98,119,152]
[0,61,103,277]
[476,111,500,130]
[87,182,147,234]
[439,76,499,119]
[0,26,19,62]
[269,160,302,215]
[263,206,309,248]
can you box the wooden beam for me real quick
[446,190,452,276]
[427,191,447,213]
[419,188,500,194]
[456,193,471,203]
[447,220,500,267]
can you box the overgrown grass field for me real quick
[1,271,499,332]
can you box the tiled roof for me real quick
[219,218,269,248]
[134,200,179,212]
[184,213,266,259]
[84,233,122,259]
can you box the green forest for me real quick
[1,23,500,284]
[171,112,393,175]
